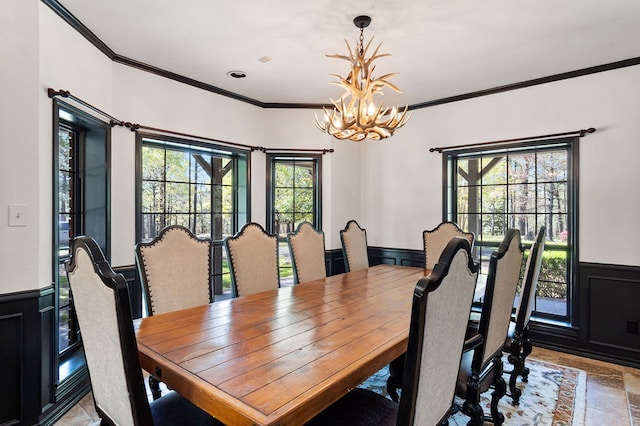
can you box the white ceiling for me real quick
[56,0,640,107]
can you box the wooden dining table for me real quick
[134,264,429,425]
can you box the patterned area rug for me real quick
[360,356,587,425]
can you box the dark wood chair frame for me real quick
[505,225,546,404]
[224,222,280,298]
[339,219,369,272]
[423,220,475,268]
[459,228,523,426]
[66,236,159,425]
[286,221,326,284]
[398,237,480,425]
[135,224,213,316]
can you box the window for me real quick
[136,134,249,299]
[53,100,110,382]
[57,124,80,354]
[445,139,577,321]
[266,154,322,285]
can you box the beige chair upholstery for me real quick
[505,225,546,404]
[339,220,369,272]
[225,222,279,297]
[136,225,212,316]
[456,228,524,426]
[287,222,326,284]
[423,221,475,270]
[66,236,220,426]
[308,238,479,426]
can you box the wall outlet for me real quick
[9,204,28,227]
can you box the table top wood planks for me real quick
[134,264,429,425]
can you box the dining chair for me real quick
[504,225,546,404]
[423,221,475,270]
[225,222,279,297]
[65,236,221,426]
[386,220,474,401]
[287,221,326,284]
[456,228,524,426]
[135,225,212,316]
[307,237,479,426]
[135,225,212,399]
[339,219,369,272]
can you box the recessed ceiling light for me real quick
[258,56,273,63]
[227,70,247,79]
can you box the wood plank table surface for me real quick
[134,264,429,425]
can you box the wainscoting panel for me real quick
[368,246,425,268]
[0,287,54,426]
[580,263,640,356]
[0,312,21,424]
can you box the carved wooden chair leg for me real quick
[462,380,484,426]
[507,357,523,405]
[148,375,162,400]
[490,357,506,426]
[507,336,524,405]
[520,327,533,382]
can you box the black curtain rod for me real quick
[263,148,334,154]
[123,122,262,151]
[48,88,332,154]
[48,88,124,126]
[429,128,596,153]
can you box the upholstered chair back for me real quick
[339,220,369,272]
[136,225,212,316]
[287,222,326,283]
[398,237,479,425]
[225,222,279,297]
[66,237,153,425]
[423,221,475,270]
[514,226,546,330]
[480,229,524,364]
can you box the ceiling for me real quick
[54,0,640,107]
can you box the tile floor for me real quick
[55,346,640,425]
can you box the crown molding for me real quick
[42,0,640,111]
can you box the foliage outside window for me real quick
[57,124,79,355]
[266,155,322,285]
[137,135,249,298]
[446,140,577,321]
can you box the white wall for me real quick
[2,3,638,295]
[360,65,640,267]
[0,0,41,293]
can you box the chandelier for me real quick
[314,15,411,142]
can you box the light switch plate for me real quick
[9,204,28,227]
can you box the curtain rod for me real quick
[48,88,124,126]
[429,128,596,153]
[123,122,262,151]
[263,148,334,154]
[47,88,333,154]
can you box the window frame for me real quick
[442,137,579,323]
[266,153,323,285]
[52,99,111,385]
[135,132,251,299]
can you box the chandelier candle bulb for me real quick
[314,15,411,141]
